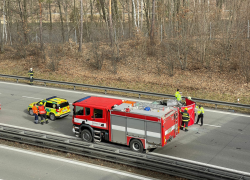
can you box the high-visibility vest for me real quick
[181,111,190,121]
[38,105,46,114]
[196,106,204,115]
[175,91,179,98]
[28,70,34,77]
[176,93,182,101]
[32,106,38,114]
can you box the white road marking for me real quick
[202,124,221,127]
[0,123,76,139]
[149,152,250,176]
[0,145,154,180]
[205,109,250,118]
[22,96,42,100]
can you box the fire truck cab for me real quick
[72,96,190,152]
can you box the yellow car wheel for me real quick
[29,109,34,116]
[50,113,56,121]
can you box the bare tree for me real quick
[63,0,70,42]
[132,0,137,28]
[109,0,113,46]
[1,0,5,52]
[38,0,43,51]
[17,0,29,45]
[78,0,83,52]
[57,0,65,43]
[48,0,52,42]
[150,0,155,45]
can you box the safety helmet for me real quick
[39,102,43,105]
[185,108,188,111]
[187,96,191,100]
[30,68,32,71]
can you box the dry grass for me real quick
[0,39,250,113]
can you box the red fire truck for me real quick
[72,96,195,152]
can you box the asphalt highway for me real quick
[0,81,250,173]
[0,144,151,180]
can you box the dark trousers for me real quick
[34,114,38,120]
[181,121,189,129]
[34,114,38,123]
[40,114,47,123]
[196,114,203,125]
[30,76,33,84]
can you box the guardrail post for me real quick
[74,86,75,90]
[105,90,107,94]
[139,94,141,99]
[215,104,217,109]
[16,79,18,83]
[44,82,46,86]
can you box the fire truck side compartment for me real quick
[146,121,161,145]
[110,115,127,144]
[110,113,162,148]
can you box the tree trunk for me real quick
[1,0,5,52]
[49,0,52,42]
[132,0,137,28]
[64,0,69,41]
[109,0,113,46]
[141,0,143,29]
[23,0,28,43]
[58,0,65,43]
[39,0,43,51]
[144,0,150,34]
[0,12,3,53]
[137,0,139,27]
[150,0,155,45]
[99,0,106,22]
[90,0,93,21]
[17,0,28,45]
[78,0,83,52]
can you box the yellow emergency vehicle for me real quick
[28,96,70,120]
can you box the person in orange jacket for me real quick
[32,104,39,124]
[38,102,49,125]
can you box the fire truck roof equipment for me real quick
[113,102,175,118]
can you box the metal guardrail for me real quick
[0,74,250,109]
[0,124,250,180]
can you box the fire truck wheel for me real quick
[130,139,143,153]
[29,109,34,116]
[81,129,93,142]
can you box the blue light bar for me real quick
[46,96,57,100]
[74,96,91,103]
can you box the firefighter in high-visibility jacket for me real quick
[180,108,190,132]
[38,102,48,125]
[28,68,34,85]
[195,105,204,126]
[175,89,182,102]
